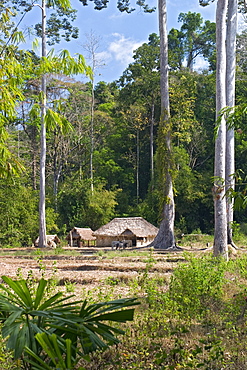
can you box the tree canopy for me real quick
[1,4,247,248]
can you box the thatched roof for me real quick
[67,227,96,241]
[93,217,158,238]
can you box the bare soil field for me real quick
[0,247,191,297]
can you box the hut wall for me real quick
[96,235,156,248]
[96,236,116,247]
[136,236,155,247]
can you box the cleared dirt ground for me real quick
[0,247,191,297]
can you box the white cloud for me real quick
[108,33,145,65]
[96,51,112,63]
[193,55,209,71]
[109,12,126,20]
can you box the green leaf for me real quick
[27,333,75,369]
[33,279,48,309]
[15,323,29,358]
[3,309,22,327]
[85,308,135,322]
[1,276,33,308]
[24,347,52,370]
[45,109,73,134]
[37,292,64,310]
[32,38,40,51]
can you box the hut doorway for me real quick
[120,229,136,247]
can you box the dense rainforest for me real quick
[1,3,247,247]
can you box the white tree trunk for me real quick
[150,102,154,183]
[226,0,237,247]
[151,0,176,249]
[213,0,228,259]
[39,0,47,248]
[90,80,94,193]
[83,31,102,194]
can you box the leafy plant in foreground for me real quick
[25,333,85,370]
[0,276,139,368]
[169,254,227,319]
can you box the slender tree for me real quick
[83,31,104,193]
[38,0,47,248]
[200,0,238,257]
[118,33,160,184]
[31,0,90,247]
[150,0,176,249]
[213,0,228,258]
[226,0,238,248]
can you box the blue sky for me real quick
[21,0,217,83]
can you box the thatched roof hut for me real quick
[34,235,60,247]
[93,217,158,247]
[66,227,96,247]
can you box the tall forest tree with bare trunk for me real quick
[39,0,47,248]
[150,0,176,249]
[33,0,90,247]
[200,0,237,258]
[213,0,237,258]
[83,31,104,193]
[226,0,238,248]
[213,0,228,259]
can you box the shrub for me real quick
[168,253,227,319]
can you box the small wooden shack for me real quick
[34,235,60,247]
[66,227,96,247]
[93,217,158,248]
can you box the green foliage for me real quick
[153,334,226,369]
[57,178,118,230]
[0,181,39,246]
[229,253,247,279]
[35,7,78,46]
[175,11,216,70]
[174,147,213,233]
[10,0,79,46]
[0,275,139,368]
[1,251,247,369]
[25,332,87,370]
[85,183,118,230]
[76,252,247,369]
[0,276,78,359]
[0,6,241,241]
[169,254,227,319]
[135,188,160,226]
[0,330,19,369]
[0,46,31,178]
[79,0,155,13]
[0,180,60,247]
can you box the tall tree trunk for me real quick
[39,0,47,248]
[226,0,237,248]
[53,152,63,212]
[213,0,228,259]
[31,125,38,190]
[150,102,155,183]
[150,0,176,249]
[136,128,140,205]
[90,79,94,193]
[83,31,103,194]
